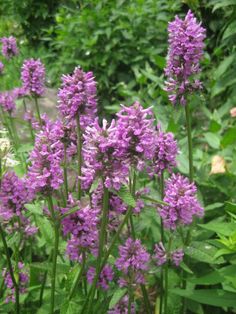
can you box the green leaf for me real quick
[223,21,236,40]
[198,221,236,236]
[189,270,223,285]
[225,201,236,214]
[115,185,136,207]
[205,202,223,211]
[213,0,236,12]
[17,143,34,153]
[109,288,127,309]
[204,132,220,149]
[171,288,236,308]
[185,241,225,264]
[214,54,235,79]
[221,127,236,147]
[25,203,42,215]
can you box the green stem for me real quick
[76,116,82,200]
[47,196,60,314]
[69,251,86,300]
[81,207,133,314]
[185,104,193,183]
[128,277,133,314]
[39,270,48,307]
[164,236,172,314]
[0,223,20,314]
[159,171,164,314]
[34,96,42,127]
[63,143,68,200]
[85,186,109,313]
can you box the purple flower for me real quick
[159,173,203,230]
[115,102,156,170]
[116,238,150,287]
[171,249,184,266]
[0,172,37,237]
[153,242,167,266]
[58,66,97,128]
[81,118,129,190]
[87,265,114,290]
[153,242,184,267]
[61,195,99,261]
[2,262,28,303]
[108,295,135,314]
[164,10,206,105]
[152,127,178,176]
[27,119,63,195]
[0,61,4,74]
[12,87,28,99]
[21,58,45,97]
[0,92,16,113]
[1,36,18,59]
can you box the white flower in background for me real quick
[0,130,19,174]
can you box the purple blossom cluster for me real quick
[0,172,37,237]
[159,173,203,230]
[152,127,178,176]
[115,238,150,287]
[0,92,16,114]
[87,265,114,290]
[81,118,129,190]
[1,36,18,59]
[58,67,97,128]
[27,119,64,195]
[61,195,99,261]
[164,10,206,105]
[116,102,156,170]
[21,59,45,97]
[2,262,28,303]
[153,242,184,267]
[109,295,135,314]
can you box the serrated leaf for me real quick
[116,185,136,207]
[198,221,236,236]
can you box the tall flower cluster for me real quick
[58,66,97,128]
[61,195,99,261]
[115,238,150,287]
[81,118,129,190]
[0,172,37,236]
[152,127,178,176]
[27,120,63,195]
[2,263,28,303]
[159,173,203,230]
[1,36,18,59]
[87,265,113,290]
[164,10,206,105]
[116,102,156,170]
[0,92,16,114]
[21,59,45,97]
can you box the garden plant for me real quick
[1,3,236,314]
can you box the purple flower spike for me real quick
[116,238,150,287]
[87,265,114,290]
[159,173,203,230]
[152,127,178,176]
[164,10,206,105]
[58,66,97,128]
[0,92,16,114]
[115,102,156,170]
[2,262,28,303]
[21,58,45,97]
[27,120,64,195]
[1,36,18,59]
[81,118,129,190]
